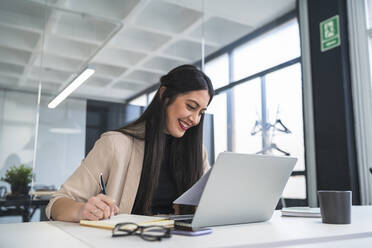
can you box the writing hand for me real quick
[79,193,119,221]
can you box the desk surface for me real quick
[1,206,372,248]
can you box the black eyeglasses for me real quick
[112,222,171,241]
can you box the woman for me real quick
[46,65,214,222]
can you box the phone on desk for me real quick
[172,228,212,236]
[173,219,212,236]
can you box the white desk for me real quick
[1,206,372,248]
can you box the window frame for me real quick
[204,11,306,204]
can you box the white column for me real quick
[298,0,318,207]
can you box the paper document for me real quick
[281,207,321,218]
[173,169,211,206]
[80,214,173,230]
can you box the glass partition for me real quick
[0,0,122,222]
[0,0,46,223]
[35,1,122,221]
[1,0,307,223]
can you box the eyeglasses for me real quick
[112,222,171,241]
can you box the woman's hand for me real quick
[78,194,119,221]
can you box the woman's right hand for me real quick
[78,194,119,221]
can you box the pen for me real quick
[99,173,106,194]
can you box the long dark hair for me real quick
[117,65,214,215]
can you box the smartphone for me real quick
[171,228,212,236]
[174,218,194,231]
[174,218,212,235]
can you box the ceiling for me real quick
[0,0,296,104]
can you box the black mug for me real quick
[318,190,351,224]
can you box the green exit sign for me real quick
[320,15,341,52]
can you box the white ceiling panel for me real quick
[190,17,254,46]
[142,56,184,73]
[113,81,149,91]
[0,0,47,19]
[63,0,140,20]
[94,47,146,67]
[0,46,31,65]
[110,28,171,52]
[90,63,127,78]
[164,40,217,61]
[44,35,98,60]
[25,78,60,92]
[35,53,84,72]
[124,70,162,85]
[29,67,71,84]
[0,24,40,51]
[0,0,52,33]
[54,12,117,44]
[0,0,296,103]
[0,62,24,77]
[74,84,134,100]
[0,74,20,87]
[136,1,202,34]
[165,0,295,26]
[85,75,112,87]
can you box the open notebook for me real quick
[80,214,174,230]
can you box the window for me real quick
[233,19,301,81]
[129,95,147,107]
[282,176,306,199]
[367,0,372,28]
[206,93,227,161]
[228,18,304,201]
[205,54,229,89]
[266,63,306,199]
[233,78,262,154]
[147,90,157,105]
[265,63,305,171]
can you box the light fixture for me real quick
[49,124,82,134]
[48,67,95,109]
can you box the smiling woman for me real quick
[46,65,214,222]
[165,90,210,137]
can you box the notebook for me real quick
[80,214,173,230]
[281,207,321,218]
[174,152,297,229]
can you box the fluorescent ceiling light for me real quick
[49,127,82,134]
[48,68,95,109]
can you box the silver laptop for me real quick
[175,152,297,229]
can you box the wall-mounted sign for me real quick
[320,15,340,52]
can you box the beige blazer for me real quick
[45,131,210,219]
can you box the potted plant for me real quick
[1,164,34,198]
